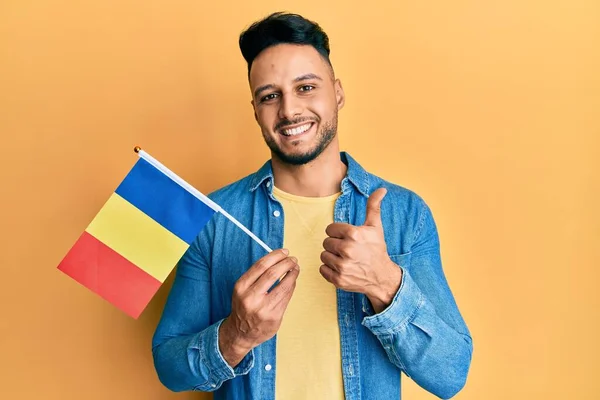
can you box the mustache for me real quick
[274,117,318,132]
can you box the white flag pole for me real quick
[134,146,273,253]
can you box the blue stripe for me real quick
[115,158,216,244]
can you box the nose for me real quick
[278,93,303,121]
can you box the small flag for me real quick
[57,146,271,319]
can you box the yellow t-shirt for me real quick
[272,185,345,400]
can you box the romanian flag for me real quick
[57,147,236,319]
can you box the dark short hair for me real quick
[239,12,332,75]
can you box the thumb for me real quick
[364,187,387,228]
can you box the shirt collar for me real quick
[249,151,370,197]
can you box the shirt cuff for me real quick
[192,319,255,387]
[361,267,424,335]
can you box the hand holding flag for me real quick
[57,147,272,319]
[218,249,300,367]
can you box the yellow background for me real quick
[1,1,598,399]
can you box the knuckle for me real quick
[233,283,243,297]
[264,268,280,282]
[254,259,268,271]
[240,297,254,311]
[256,310,266,322]
[320,250,328,262]
[339,243,352,258]
[285,257,297,267]
[348,228,360,241]
[278,282,292,297]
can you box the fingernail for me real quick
[290,256,298,263]
[282,248,289,255]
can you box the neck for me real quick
[271,141,347,197]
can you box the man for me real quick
[152,12,472,400]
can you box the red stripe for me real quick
[57,231,162,319]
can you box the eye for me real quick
[298,85,315,92]
[260,93,279,103]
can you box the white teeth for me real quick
[283,123,312,136]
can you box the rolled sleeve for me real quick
[187,319,255,391]
[361,267,424,335]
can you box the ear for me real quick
[335,79,345,110]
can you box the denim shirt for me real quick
[152,152,473,400]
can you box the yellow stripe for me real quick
[85,192,189,282]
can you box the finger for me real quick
[322,237,345,257]
[268,264,300,307]
[320,250,344,272]
[319,264,339,286]
[325,222,358,240]
[251,256,298,294]
[364,187,387,228]
[237,249,289,291]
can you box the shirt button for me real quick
[273,210,281,217]
[266,181,271,187]
[265,364,272,371]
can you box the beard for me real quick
[262,111,338,166]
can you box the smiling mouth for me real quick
[279,122,314,137]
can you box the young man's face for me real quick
[249,44,345,165]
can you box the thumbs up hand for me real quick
[320,188,403,313]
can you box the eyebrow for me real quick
[253,73,323,99]
[294,73,323,83]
